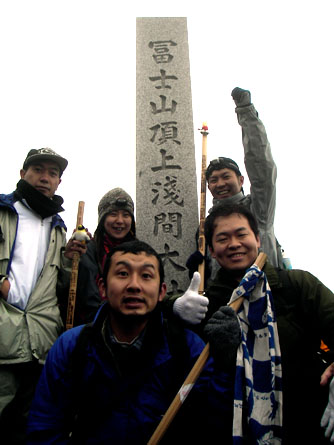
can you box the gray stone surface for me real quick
[136,17,199,294]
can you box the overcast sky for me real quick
[1,0,333,290]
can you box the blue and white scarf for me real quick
[228,265,283,444]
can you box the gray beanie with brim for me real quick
[98,188,134,225]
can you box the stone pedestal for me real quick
[136,17,199,294]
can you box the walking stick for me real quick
[198,123,208,293]
[147,252,267,445]
[66,201,85,330]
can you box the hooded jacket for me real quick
[27,303,234,444]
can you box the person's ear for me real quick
[158,283,167,302]
[209,245,216,259]
[98,277,106,298]
[239,175,244,187]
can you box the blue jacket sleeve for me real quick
[26,326,84,444]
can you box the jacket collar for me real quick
[212,260,282,290]
[0,191,67,231]
[212,191,245,208]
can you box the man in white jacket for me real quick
[0,148,86,444]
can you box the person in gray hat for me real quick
[63,188,137,326]
[204,87,283,270]
[177,89,285,326]
[0,147,86,444]
[187,88,284,282]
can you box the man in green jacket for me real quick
[0,148,86,444]
[171,202,334,443]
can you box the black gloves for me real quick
[185,250,213,284]
[204,306,241,370]
[186,251,204,279]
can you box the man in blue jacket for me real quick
[27,240,235,444]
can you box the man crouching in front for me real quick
[26,240,234,444]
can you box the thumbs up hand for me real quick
[173,272,209,325]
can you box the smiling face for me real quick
[101,251,166,323]
[104,210,132,240]
[207,168,244,200]
[210,213,260,277]
[20,161,61,198]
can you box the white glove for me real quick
[173,272,209,325]
[321,376,334,442]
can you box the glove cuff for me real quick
[173,297,184,318]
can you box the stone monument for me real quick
[136,17,199,294]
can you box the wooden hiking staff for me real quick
[198,123,209,293]
[66,201,85,330]
[147,251,267,445]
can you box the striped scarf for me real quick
[228,265,283,444]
